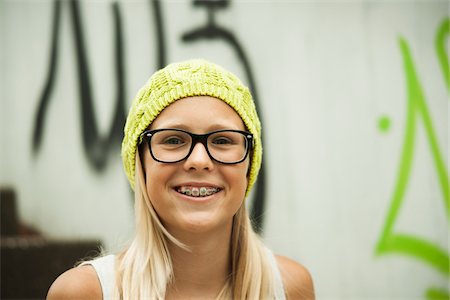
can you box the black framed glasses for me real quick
[140,129,253,164]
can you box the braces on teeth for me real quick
[179,187,219,197]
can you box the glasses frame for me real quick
[140,128,253,164]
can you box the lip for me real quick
[172,182,223,202]
[174,182,222,189]
[173,189,223,202]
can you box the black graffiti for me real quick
[32,0,126,171]
[182,0,266,232]
[32,0,61,157]
[152,0,167,68]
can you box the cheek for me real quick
[143,164,177,222]
[226,163,250,196]
[144,161,172,198]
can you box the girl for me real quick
[47,59,314,299]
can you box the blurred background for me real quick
[0,0,448,299]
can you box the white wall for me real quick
[1,0,448,298]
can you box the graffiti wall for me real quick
[1,0,448,298]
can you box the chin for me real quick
[175,212,229,234]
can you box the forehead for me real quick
[150,96,246,132]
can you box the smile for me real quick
[176,186,221,198]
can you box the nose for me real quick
[183,142,214,171]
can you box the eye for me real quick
[212,136,233,145]
[163,136,185,145]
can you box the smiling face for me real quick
[141,96,250,235]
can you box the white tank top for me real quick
[81,249,286,300]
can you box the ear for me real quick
[136,146,147,178]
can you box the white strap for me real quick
[265,249,286,300]
[80,255,115,300]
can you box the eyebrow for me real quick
[151,122,245,132]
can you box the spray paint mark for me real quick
[376,18,449,299]
[32,0,127,172]
[378,116,391,133]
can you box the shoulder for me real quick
[47,265,102,300]
[275,255,315,300]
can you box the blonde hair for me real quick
[113,151,275,299]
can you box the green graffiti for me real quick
[375,18,449,299]
[378,116,391,133]
[427,287,450,300]
[436,19,450,92]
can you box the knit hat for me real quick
[121,59,262,197]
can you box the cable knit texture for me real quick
[121,59,262,197]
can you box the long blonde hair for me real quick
[114,151,275,299]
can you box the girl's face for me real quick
[142,96,250,235]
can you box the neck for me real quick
[165,222,233,299]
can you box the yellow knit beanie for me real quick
[121,59,262,197]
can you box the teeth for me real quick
[178,186,220,197]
